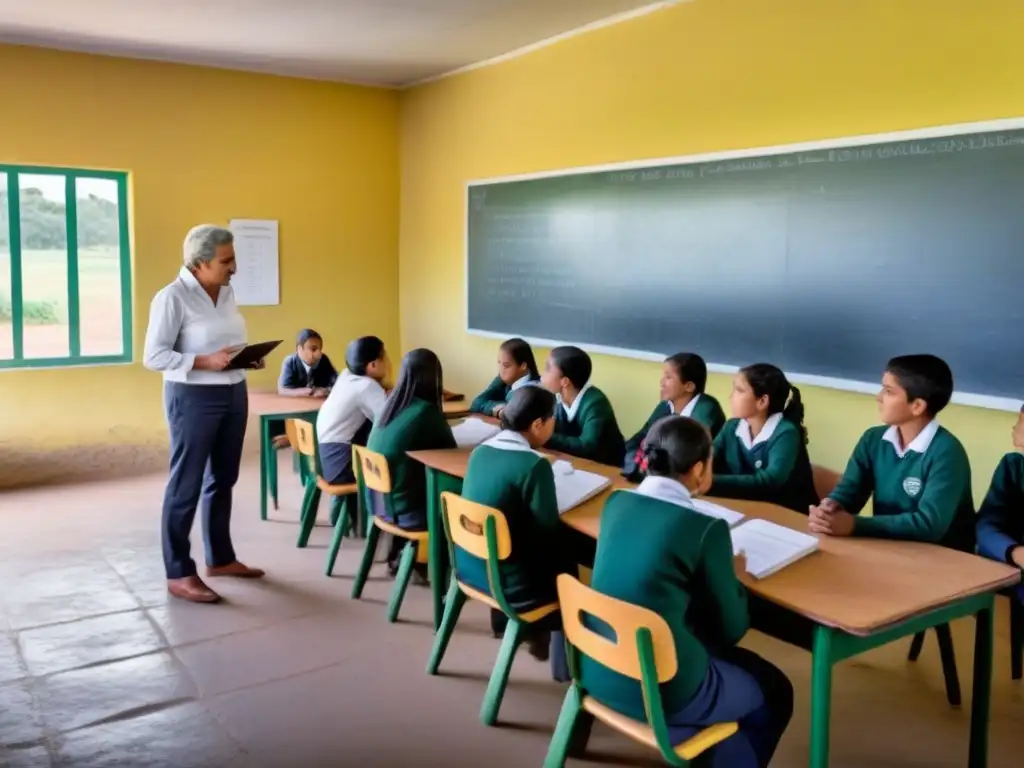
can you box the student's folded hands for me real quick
[808,500,855,537]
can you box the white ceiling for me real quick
[0,0,669,87]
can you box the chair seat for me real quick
[315,476,358,497]
[456,580,558,624]
[581,696,738,761]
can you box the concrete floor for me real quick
[1,452,1022,767]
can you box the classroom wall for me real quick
[399,0,1024,500]
[0,45,399,487]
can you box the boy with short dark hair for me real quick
[278,329,338,397]
[976,406,1024,600]
[809,354,975,552]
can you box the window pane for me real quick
[76,178,124,356]
[19,173,69,359]
[0,173,12,360]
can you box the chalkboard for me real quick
[466,121,1024,409]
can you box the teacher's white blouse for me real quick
[143,267,248,385]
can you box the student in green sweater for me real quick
[367,348,457,576]
[540,345,625,467]
[809,354,975,552]
[458,386,569,667]
[976,405,1024,602]
[711,363,818,514]
[469,337,541,418]
[624,352,726,478]
[583,416,793,768]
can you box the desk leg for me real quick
[425,468,463,632]
[809,625,834,768]
[259,417,270,521]
[969,600,994,768]
[268,419,280,511]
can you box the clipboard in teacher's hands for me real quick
[224,340,283,370]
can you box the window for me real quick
[0,166,131,368]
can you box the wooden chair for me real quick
[349,445,429,623]
[286,420,359,562]
[544,575,738,767]
[811,464,842,503]
[426,493,560,726]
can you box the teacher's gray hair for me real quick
[183,224,234,269]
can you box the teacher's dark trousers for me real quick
[162,381,248,579]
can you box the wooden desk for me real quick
[408,447,1020,768]
[249,390,470,521]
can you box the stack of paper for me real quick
[452,418,502,448]
[553,464,612,515]
[730,519,819,579]
[688,498,745,528]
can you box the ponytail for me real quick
[643,416,713,479]
[784,385,809,446]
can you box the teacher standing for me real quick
[143,224,265,604]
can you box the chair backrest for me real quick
[288,419,316,458]
[352,445,392,494]
[440,492,512,561]
[557,573,678,683]
[812,464,842,500]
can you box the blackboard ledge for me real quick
[465,328,1021,413]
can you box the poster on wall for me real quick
[229,218,280,306]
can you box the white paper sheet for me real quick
[730,519,819,579]
[555,466,611,515]
[688,498,745,528]
[452,418,502,448]
[229,219,280,306]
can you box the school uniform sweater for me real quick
[365,398,456,530]
[827,422,975,551]
[469,374,541,415]
[624,394,726,472]
[711,415,818,513]
[977,453,1024,568]
[457,434,562,611]
[581,478,749,721]
[278,353,338,390]
[547,386,626,467]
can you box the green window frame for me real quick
[0,165,132,369]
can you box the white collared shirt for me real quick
[510,374,535,392]
[316,369,387,444]
[143,267,247,385]
[635,475,694,508]
[735,412,783,450]
[558,382,593,422]
[882,419,940,459]
[481,429,543,456]
[670,393,702,417]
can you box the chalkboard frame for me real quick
[464,116,1024,413]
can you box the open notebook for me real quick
[688,498,745,528]
[730,519,819,579]
[451,418,502,448]
[552,461,612,515]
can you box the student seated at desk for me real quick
[976,405,1024,599]
[583,416,793,768]
[711,363,817,514]
[278,328,338,397]
[367,348,457,575]
[624,352,726,477]
[316,336,389,485]
[540,346,625,467]
[459,386,578,668]
[469,337,540,418]
[809,354,975,552]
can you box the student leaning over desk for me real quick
[710,363,818,514]
[540,345,626,467]
[809,354,975,553]
[583,416,793,768]
[469,337,541,418]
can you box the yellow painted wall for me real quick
[0,45,399,485]
[399,0,1024,500]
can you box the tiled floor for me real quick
[1,451,1022,767]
